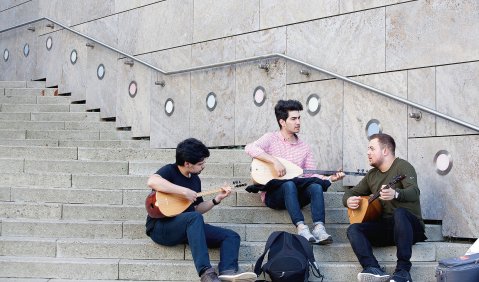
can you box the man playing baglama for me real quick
[245,99,344,244]
[343,133,427,282]
[146,138,256,282]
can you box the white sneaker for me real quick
[218,270,257,282]
[297,224,316,243]
[312,222,333,245]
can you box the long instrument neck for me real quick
[302,169,364,176]
[197,188,223,197]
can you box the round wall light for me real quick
[23,43,30,57]
[97,64,105,80]
[70,49,78,65]
[306,94,321,116]
[46,36,53,50]
[3,49,9,61]
[366,119,382,139]
[253,86,266,107]
[434,150,453,175]
[128,81,138,98]
[164,98,174,116]
[206,92,217,111]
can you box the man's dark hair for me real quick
[175,138,210,166]
[370,133,396,155]
[274,99,303,129]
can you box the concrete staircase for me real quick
[0,81,471,282]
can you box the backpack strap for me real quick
[253,231,284,275]
[291,234,324,280]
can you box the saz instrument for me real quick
[250,157,367,185]
[145,181,246,218]
[347,174,406,224]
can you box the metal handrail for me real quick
[2,17,478,132]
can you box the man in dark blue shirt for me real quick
[146,138,256,282]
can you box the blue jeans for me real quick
[265,181,326,225]
[346,208,427,272]
[148,211,240,276]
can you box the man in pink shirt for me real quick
[245,99,344,244]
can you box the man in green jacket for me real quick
[343,133,427,282]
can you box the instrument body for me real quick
[145,181,245,218]
[347,175,406,224]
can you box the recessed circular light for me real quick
[206,92,217,111]
[366,119,382,138]
[253,86,266,107]
[306,94,321,115]
[97,64,105,80]
[165,98,174,116]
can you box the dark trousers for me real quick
[346,208,427,272]
[149,211,240,276]
[265,181,326,225]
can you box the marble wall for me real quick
[1,0,478,238]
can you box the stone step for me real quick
[0,104,71,113]
[0,217,443,244]
[0,121,65,130]
[0,145,78,160]
[0,138,149,148]
[0,129,26,139]
[0,171,247,189]
[0,256,119,280]
[58,139,150,149]
[0,112,31,120]
[10,159,128,175]
[0,81,29,88]
[77,147,249,162]
[25,129,123,140]
[31,112,100,122]
[2,187,343,208]
[70,174,248,189]
[7,187,123,205]
[1,236,466,263]
[129,161,251,177]
[0,139,59,146]
[3,88,57,96]
[0,172,72,187]
[0,256,441,281]
[0,95,70,104]
[0,218,124,239]
[0,120,116,131]
[0,200,346,223]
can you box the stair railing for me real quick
[1,17,478,132]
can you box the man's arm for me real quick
[342,176,372,207]
[245,133,287,177]
[147,174,197,202]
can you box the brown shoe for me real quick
[201,267,221,282]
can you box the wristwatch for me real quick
[212,198,220,205]
[394,190,399,199]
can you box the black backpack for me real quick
[254,231,324,282]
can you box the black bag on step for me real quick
[254,231,323,282]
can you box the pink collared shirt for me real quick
[245,131,322,202]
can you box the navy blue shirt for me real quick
[146,164,204,235]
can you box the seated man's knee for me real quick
[186,211,204,223]
[347,223,361,238]
[393,207,408,219]
[281,181,298,194]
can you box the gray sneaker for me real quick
[201,267,221,282]
[297,225,316,243]
[312,222,333,245]
[218,269,257,282]
[357,267,390,282]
